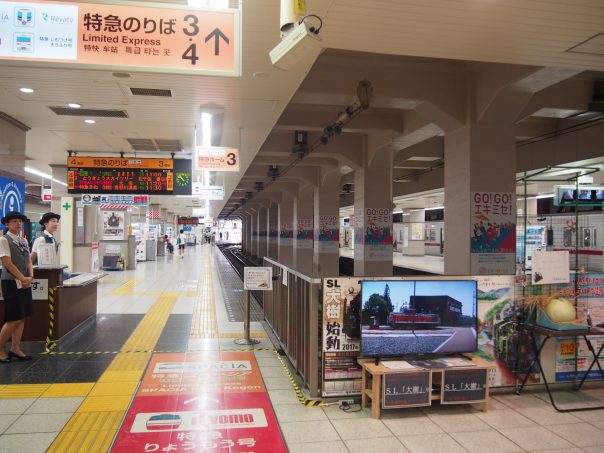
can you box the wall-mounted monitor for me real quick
[360,280,478,358]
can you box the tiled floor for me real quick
[0,244,603,452]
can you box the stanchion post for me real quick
[243,289,250,342]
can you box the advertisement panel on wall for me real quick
[102,210,125,240]
[470,192,516,275]
[0,0,241,76]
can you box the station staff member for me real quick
[0,211,33,363]
[31,212,60,265]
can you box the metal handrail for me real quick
[263,256,322,284]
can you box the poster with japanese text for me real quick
[295,218,313,249]
[471,192,516,275]
[322,277,362,397]
[279,221,293,246]
[0,0,240,75]
[555,274,604,381]
[363,207,393,261]
[102,210,125,240]
[318,214,339,254]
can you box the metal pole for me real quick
[235,289,260,345]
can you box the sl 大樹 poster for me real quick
[322,277,362,397]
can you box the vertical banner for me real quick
[364,208,392,261]
[556,274,604,381]
[91,242,99,272]
[322,277,362,397]
[470,192,515,275]
[318,214,339,253]
[60,196,74,269]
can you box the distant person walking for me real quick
[177,229,186,259]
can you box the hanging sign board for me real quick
[192,183,224,200]
[67,157,173,194]
[195,146,239,171]
[42,188,52,202]
[0,0,241,76]
[243,267,272,291]
[532,251,570,285]
[81,194,150,206]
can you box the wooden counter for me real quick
[0,267,105,344]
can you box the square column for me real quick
[268,202,279,259]
[250,211,259,259]
[444,122,516,275]
[294,185,314,276]
[258,206,268,260]
[313,180,340,277]
[354,149,394,277]
[278,198,294,267]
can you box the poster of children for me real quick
[103,210,125,240]
[363,208,393,261]
[471,192,516,275]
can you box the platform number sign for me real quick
[195,147,240,172]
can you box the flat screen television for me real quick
[360,280,478,357]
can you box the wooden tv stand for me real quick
[358,356,495,419]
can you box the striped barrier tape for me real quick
[45,287,57,351]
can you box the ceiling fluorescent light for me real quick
[408,156,440,161]
[393,210,403,214]
[25,166,52,179]
[536,194,554,199]
[52,178,67,187]
[188,0,229,8]
[201,112,212,147]
[425,206,444,211]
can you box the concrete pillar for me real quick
[250,211,259,258]
[354,149,394,276]
[314,176,341,277]
[257,206,268,261]
[268,202,279,259]
[444,122,516,275]
[294,185,314,276]
[242,214,250,254]
[278,196,294,267]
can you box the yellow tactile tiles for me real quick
[47,292,179,453]
[109,278,142,296]
[189,247,219,339]
[0,383,94,399]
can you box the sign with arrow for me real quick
[0,1,241,76]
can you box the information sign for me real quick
[31,278,48,300]
[382,371,432,408]
[67,157,174,194]
[36,243,57,267]
[195,146,239,171]
[192,183,224,200]
[243,267,272,291]
[441,368,488,404]
[532,251,570,285]
[81,194,150,206]
[0,0,241,76]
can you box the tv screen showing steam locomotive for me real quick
[360,280,478,357]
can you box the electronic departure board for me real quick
[67,157,174,195]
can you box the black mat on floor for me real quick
[154,314,192,352]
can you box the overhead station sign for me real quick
[67,156,174,195]
[195,146,239,172]
[0,0,240,75]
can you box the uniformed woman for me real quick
[0,211,33,363]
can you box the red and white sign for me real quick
[112,351,287,453]
[99,204,128,210]
[42,188,52,202]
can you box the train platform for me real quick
[0,244,603,452]
[340,248,445,275]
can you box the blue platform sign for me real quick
[0,176,26,218]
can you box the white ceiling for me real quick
[1,0,604,216]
